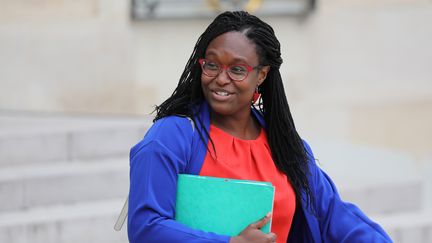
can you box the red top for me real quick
[199,124,296,243]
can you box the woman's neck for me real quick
[210,110,261,140]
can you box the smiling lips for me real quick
[215,90,230,96]
[211,89,233,101]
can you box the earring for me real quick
[252,86,260,104]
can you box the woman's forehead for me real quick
[205,31,259,64]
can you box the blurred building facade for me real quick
[0,0,432,242]
[0,0,431,157]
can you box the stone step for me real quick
[308,139,425,214]
[0,158,129,212]
[0,112,151,166]
[339,179,423,215]
[0,199,128,243]
[0,199,430,243]
[0,156,424,215]
[374,210,432,243]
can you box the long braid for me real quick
[260,70,313,207]
[154,11,314,210]
[244,16,314,207]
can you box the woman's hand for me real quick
[229,213,277,243]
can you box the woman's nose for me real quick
[214,69,231,85]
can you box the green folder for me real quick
[175,174,275,236]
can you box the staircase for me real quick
[0,112,431,242]
[0,112,151,243]
[310,139,432,243]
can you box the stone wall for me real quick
[0,0,431,157]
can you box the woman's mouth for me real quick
[211,90,233,101]
[215,91,229,96]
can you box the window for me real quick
[131,0,316,20]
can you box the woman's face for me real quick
[201,31,269,119]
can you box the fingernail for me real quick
[266,212,271,218]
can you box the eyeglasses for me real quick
[198,58,261,82]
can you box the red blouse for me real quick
[199,124,296,243]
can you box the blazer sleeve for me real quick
[304,141,393,243]
[127,117,230,243]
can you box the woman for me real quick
[128,11,392,243]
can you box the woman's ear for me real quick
[258,66,270,85]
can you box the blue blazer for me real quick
[128,102,392,242]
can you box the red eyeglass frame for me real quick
[198,58,260,81]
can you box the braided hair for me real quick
[155,11,313,209]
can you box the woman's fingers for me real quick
[230,212,275,243]
[268,232,277,242]
[249,212,272,229]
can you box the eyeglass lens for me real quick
[200,60,250,81]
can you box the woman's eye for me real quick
[205,62,219,70]
[230,66,247,74]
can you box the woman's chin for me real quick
[208,102,235,117]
